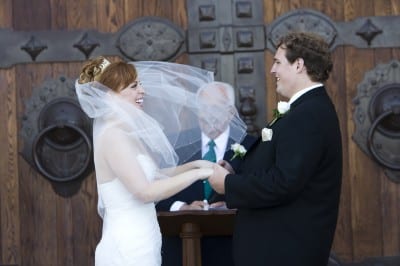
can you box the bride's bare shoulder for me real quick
[96,126,140,147]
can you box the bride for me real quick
[75,57,247,266]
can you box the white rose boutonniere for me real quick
[269,101,290,126]
[230,143,247,161]
[261,128,273,142]
[277,101,290,114]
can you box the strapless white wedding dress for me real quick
[95,155,161,266]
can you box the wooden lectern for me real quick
[157,209,236,266]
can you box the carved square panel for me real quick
[201,58,218,75]
[236,2,252,18]
[199,5,216,21]
[233,26,265,51]
[232,0,264,25]
[199,31,217,48]
[237,30,254,47]
[188,54,221,80]
[237,57,254,73]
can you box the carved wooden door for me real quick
[186,0,266,135]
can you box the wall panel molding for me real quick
[265,9,400,52]
[1,9,400,69]
[0,16,185,69]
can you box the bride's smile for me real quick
[119,80,145,108]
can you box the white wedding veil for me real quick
[75,61,247,174]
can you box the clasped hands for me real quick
[193,159,233,188]
[183,159,233,211]
[194,159,233,194]
[208,160,235,194]
[208,159,234,195]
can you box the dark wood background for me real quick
[0,0,399,265]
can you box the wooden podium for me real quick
[157,209,236,266]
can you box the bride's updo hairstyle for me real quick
[78,56,138,93]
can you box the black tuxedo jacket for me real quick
[225,87,342,266]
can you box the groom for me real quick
[209,32,342,266]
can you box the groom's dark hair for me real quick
[277,32,333,82]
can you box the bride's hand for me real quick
[193,159,215,169]
[195,168,213,180]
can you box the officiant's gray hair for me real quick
[197,81,235,106]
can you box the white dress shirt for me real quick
[201,128,230,162]
[289,83,323,105]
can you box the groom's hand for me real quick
[208,164,229,194]
[218,160,235,174]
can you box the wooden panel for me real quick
[346,48,383,260]
[52,65,75,266]
[17,64,58,266]
[70,179,100,266]
[0,1,19,265]
[171,0,188,28]
[390,44,400,260]
[49,0,68,29]
[18,160,37,266]
[274,0,290,18]
[65,0,96,32]
[345,0,384,261]
[13,1,55,265]
[322,0,354,261]
[96,0,125,32]
[123,0,144,22]
[373,0,400,258]
[393,41,400,262]
[11,0,51,30]
[65,2,99,266]
[0,40,20,266]
[49,2,73,261]
[329,46,355,262]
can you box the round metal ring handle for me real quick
[367,109,400,171]
[33,124,92,182]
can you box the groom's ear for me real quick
[296,58,305,72]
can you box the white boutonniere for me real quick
[230,143,247,160]
[269,101,290,126]
[261,128,273,142]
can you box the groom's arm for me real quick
[224,119,324,209]
[208,134,257,199]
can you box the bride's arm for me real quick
[102,129,213,203]
[139,167,212,203]
[159,159,214,176]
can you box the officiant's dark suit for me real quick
[209,32,343,266]
[156,133,256,266]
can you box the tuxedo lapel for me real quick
[264,86,325,129]
[223,136,255,161]
[223,138,234,160]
